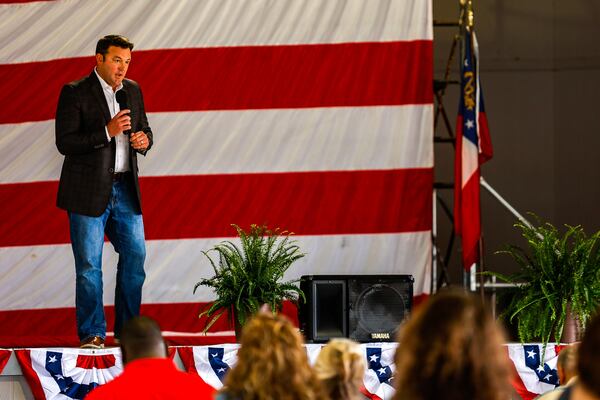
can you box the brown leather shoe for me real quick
[80,336,105,349]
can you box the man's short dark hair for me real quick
[120,316,165,363]
[96,35,134,56]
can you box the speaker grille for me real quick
[348,278,412,342]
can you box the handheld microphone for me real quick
[115,90,131,135]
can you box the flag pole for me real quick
[480,177,535,230]
[459,0,479,290]
[466,0,484,297]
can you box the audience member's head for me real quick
[221,312,325,400]
[87,316,216,400]
[576,310,600,398]
[120,316,167,364]
[392,289,512,400]
[314,338,366,400]
[556,343,579,385]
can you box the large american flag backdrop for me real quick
[0,0,433,347]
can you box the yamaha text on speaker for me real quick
[298,275,413,342]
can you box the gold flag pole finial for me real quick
[466,0,474,31]
[459,0,474,32]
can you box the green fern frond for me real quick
[489,214,600,361]
[193,224,306,333]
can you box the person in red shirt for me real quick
[86,316,215,399]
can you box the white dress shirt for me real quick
[94,68,130,173]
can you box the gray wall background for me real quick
[432,1,600,284]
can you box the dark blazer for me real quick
[55,71,153,217]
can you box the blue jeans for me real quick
[69,177,146,341]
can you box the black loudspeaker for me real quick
[298,275,413,343]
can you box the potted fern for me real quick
[490,215,600,358]
[194,224,306,338]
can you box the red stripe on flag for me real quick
[361,386,383,400]
[478,110,493,163]
[167,347,177,360]
[508,353,538,400]
[0,169,433,247]
[0,350,10,374]
[554,345,566,355]
[458,171,481,268]
[453,114,464,234]
[76,354,116,369]
[178,347,199,375]
[0,41,433,124]
[15,350,46,400]
[0,301,299,347]
[0,303,232,348]
[0,181,68,246]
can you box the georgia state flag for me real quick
[15,348,123,400]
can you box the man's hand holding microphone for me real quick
[107,90,149,151]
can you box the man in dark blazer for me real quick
[55,35,153,349]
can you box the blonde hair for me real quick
[222,313,325,400]
[314,338,366,400]
[392,290,512,400]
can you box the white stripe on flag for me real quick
[0,0,432,64]
[0,105,433,184]
[461,136,479,187]
[0,232,431,310]
[29,350,63,399]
